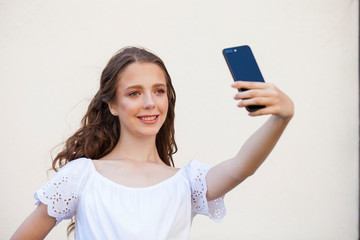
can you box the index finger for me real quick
[231,81,267,90]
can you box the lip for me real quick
[137,115,160,124]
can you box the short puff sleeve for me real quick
[34,158,91,225]
[185,159,226,222]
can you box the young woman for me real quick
[11,47,294,240]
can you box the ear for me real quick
[108,103,118,116]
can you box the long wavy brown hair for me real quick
[51,47,177,235]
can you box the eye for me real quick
[128,91,140,97]
[154,89,166,95]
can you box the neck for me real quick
[103,132,162,164]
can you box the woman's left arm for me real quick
[206,81,294,201]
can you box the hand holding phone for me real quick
[223,45,265,112]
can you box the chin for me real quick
[136,126,162,137]
[138,131,160,138]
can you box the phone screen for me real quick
[222,45,265,83]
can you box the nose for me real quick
[143,93,155,109]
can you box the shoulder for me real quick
[183,158,212,185]
[67,157,91,166]
[34,158,93,224]
[59,157,92,171]
[52,157,93,183]
[184,159,212,176]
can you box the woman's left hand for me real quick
[232,81,294,120]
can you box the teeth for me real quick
[139,116,157,121]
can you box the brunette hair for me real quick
[51,47,177,235]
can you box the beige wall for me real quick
[1,0,358,239]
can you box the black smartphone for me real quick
[223,45,265,112]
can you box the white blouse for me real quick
[34,158,226,240]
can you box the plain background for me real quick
[1,0,358,239]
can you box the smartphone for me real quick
[222,45,265,112]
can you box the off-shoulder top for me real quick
[34,158,226,240]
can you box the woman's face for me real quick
[110,62,169,138]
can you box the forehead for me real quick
[117,62,167,88]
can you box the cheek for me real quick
[117,99,139,117]
[161,97,169,113]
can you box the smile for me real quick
[137,115,159,123]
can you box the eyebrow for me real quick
[124,83,167,91]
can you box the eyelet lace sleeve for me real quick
[186,159,226,222]
[34,158,90,225]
